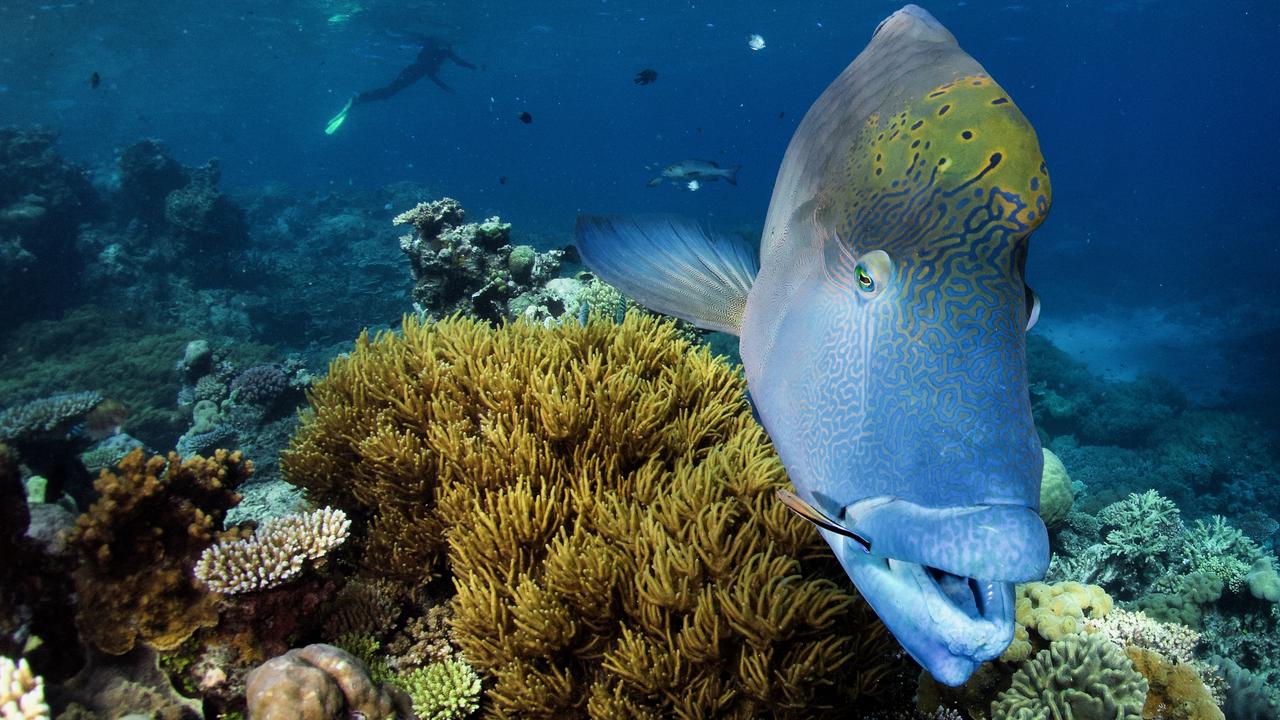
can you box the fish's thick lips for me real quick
[841,546,1015,685]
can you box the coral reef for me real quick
[0,126,100,327]
[69,448,251,655]
[50,646,201,720]
[194,507,350,594]
[0,655,48,720]
[394,197,563,322]
[990,633,1148,720]
[284,313,902,718]
[0,307,202,447]
[244,643,407,720]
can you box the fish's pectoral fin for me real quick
[777,489,872,552]
[1024,284,1040,331]
[574,215,758,335]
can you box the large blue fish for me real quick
[575,5,1051,685]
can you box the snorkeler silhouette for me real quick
[326,34,477,134]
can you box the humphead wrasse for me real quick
[575,4,1052,685]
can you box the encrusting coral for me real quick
[194,506,350,594]
[283,312,902,718]
[0,655,49,720]
[68,448,251,655]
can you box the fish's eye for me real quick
[852,250,893,299]
[855,265,875,291]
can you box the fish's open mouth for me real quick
[842,548,1015,685]
[925,565,995,620]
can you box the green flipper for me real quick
[325,98,354,135]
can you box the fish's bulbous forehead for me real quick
[822,72,1050,259]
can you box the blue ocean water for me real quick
[4,0,1276,401]
[3,1,1280,717]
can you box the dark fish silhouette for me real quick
[518,111,533,124]
[498,176,508,185]
[634,68,658,85]
[89,72,101,89]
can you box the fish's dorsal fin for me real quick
[776,489,872,552]
[575,215,758,335]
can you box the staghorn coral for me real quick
[194,507,349,594]
[0,656,48,720]
[68,448,251,655]
[991,633,1147,720]
[284,313,901,718]
[1125,646,1224,720]
[399,658,482,720]
[244,643,406,720]
[1183,516,1263,593]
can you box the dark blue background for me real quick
[3,0,1277,396]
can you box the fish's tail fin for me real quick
[725,165,741,185]
[574,215,758,335]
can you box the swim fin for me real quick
[325,98,354,135]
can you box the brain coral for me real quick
[1038,448,1073,528]
[991,633,1148,720]
[283,313,901,718]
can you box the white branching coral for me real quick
[195,507,350,594]
[1,656,49,720]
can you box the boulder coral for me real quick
[283,313,902,718]
[69,448,251,655]
[244,643,407,720]
[1038,448,1073,529]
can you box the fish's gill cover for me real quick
[282,313,903,717]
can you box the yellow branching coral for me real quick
[284,313,901,718]
[194,507,350,594]
[69,448,250,654]
[0,656,48,720]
